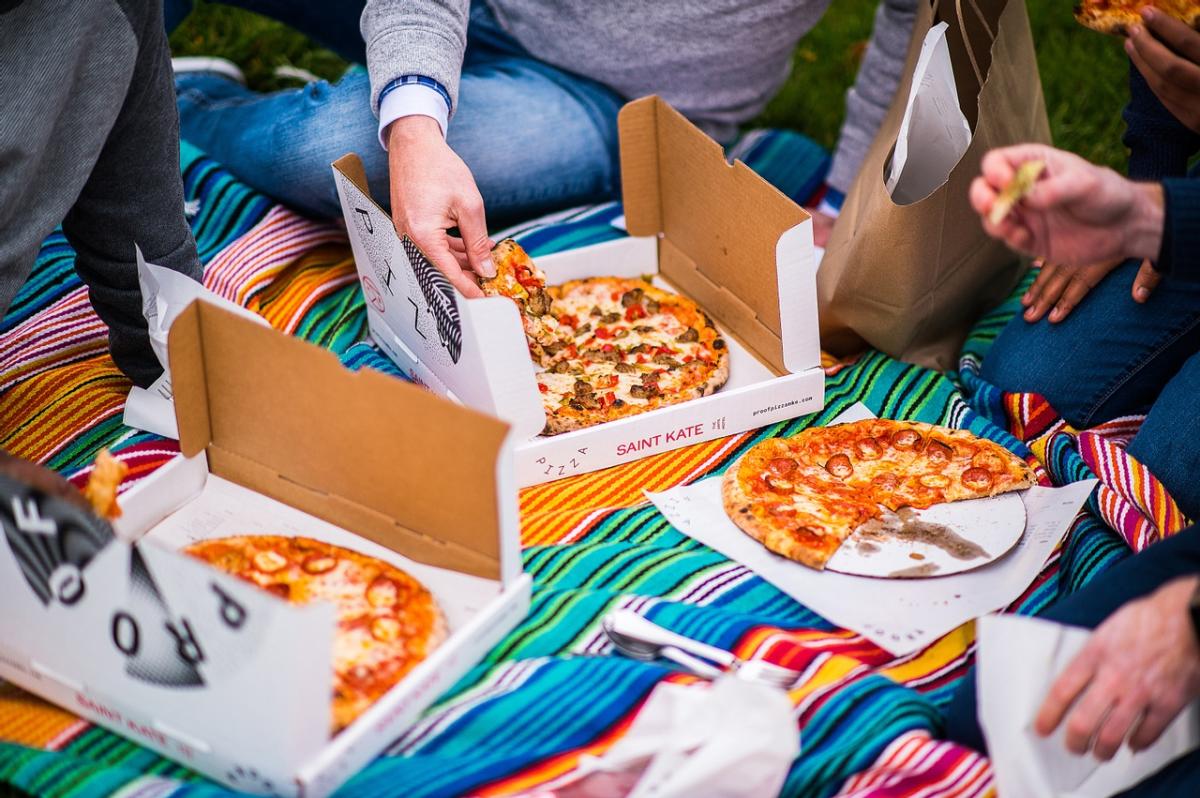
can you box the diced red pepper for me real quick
[601,343,615,353]
[558,313,578,328]
[603,391,616,407]
[565,345,578,358]
[684,355,694,363]
[610,291,620,302]
[637,355,647,364]
[594,327,613,339]
[537,383,548,393]
[624,304,646,322]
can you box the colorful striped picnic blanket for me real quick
[0,131,1190,798]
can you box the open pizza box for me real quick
[0,300,531,798]
[332,95,825,487]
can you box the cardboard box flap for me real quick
[170,300,513,581]
[619,96,817,374]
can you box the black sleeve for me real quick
[1122,62,1200,181]
[1154,178,1200,282]
[60,0,202,388]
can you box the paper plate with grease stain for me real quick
[825,492,1027,579]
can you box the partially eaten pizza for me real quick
[1075,0,1200,34]
[184,535,446,731]
[722,419,1036,570]
[481,239,729,435]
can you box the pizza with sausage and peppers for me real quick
[722,420,1036,569]
[481,239,729,435]
[184,535,446,731]
[1075,0,1200,34]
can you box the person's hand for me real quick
[387,116,494,298]
[1019,256,1160,323]
[970,144,1165,270]
[806,208,836,248]
[1127,8,1200,134]
[1035,575,1200,761]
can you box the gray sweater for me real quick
[361,0,917,194]
[0,0,201,388]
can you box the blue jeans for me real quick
[945,525,1200,796]
[167,1,625,224]
[980,258,1200,520]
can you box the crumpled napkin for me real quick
[520,675,798,798]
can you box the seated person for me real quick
[1,0,202,388]
[165,0,917,296]
[970,7,1200,520]
[944,524,1200,795]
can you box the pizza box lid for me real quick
[618,95,820,377]
[169,299,521,584]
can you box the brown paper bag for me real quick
[818,0,1051,371]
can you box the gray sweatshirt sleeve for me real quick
[361,0,471,118]
[826,0,918,195]
[61,0,202,388]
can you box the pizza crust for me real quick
[721,464,834,570]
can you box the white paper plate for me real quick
[825,492,1027,578]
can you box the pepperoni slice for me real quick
[767,502,796,517]
[253,550,288,573]
[371,617,402,643]
[962,467,994,490]
[266,582,291,600]
[366,576,399,608]
[924,440,953,465]
[891,428,922,449]
[302,555,337,575]
[765,475,793,492]
[855,438,883,460]
[825,454,853,479]
[971,451,1006,471]
[872,472,900,491]
[919,474,950,488]
[767,457,798,477]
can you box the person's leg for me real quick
[980,261,1200,428]
[944,525,1200,753]
[166,0,367,64]
[176,55,623,223]
[1126,352,1200,519]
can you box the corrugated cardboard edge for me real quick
[618,96,810,375]
[168,300,509,581]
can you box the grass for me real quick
[171,0,1130,170]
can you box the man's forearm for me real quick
[361,0,470,122]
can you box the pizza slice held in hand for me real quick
[479,239,573,366]
[1075,0,1200,35]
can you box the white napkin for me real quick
[979,613,1200,797]
[123,247,268,439]
[886,22,973,204]
[527,677,798,798]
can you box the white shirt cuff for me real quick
[378,84,450,149]
[817,196,843,218]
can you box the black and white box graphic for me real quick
[112,546,205,688]
[401,235,463,365]
[0,473,115,607]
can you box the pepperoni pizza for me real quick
[722,420,1037,569]
[183,535,446,731]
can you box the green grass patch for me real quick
[171,0,1130,169]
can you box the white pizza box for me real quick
[0,300,531,798]
[331,95,825,487]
